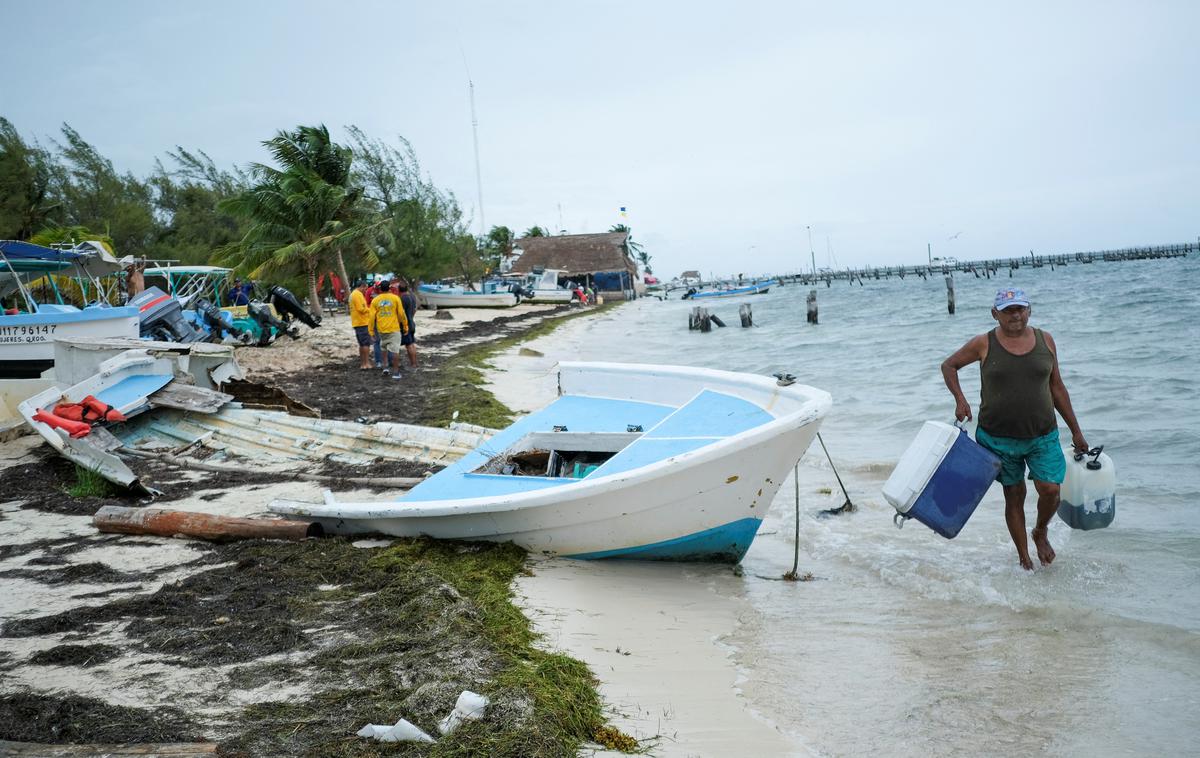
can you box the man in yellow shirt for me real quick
[369,280,409,379]
[348,280,374,369]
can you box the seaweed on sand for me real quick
[0,693,201,744]
[28,643,122,667]
[217,537,618,757]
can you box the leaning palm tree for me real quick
[217,166,378,316]
[609,223,648,271]
[217,126,382,315]
[259,126,364,291]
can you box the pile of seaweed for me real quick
[1,537,623,756]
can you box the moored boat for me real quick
[271,362,831,562]
[519,268,575,304]
[682,279,777,300]
[1,241,140,378]
[418,281,519,309]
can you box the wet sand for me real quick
[485,320,806,756]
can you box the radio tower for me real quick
[469,78,485,238]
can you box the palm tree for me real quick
[217,127,380,316]
[609,224,650,274]
[522,225,546,238]
[259,126,364,292]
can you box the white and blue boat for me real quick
[1,241,140,378]
[271,362,831,562]
[683,279,777,300]
[418,280,519,309]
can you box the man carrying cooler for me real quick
[369,280,409,379]
[348,279,373,370]
[941,287,1088,571]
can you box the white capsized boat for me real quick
[418,282,518,309]
[271,362,832,562]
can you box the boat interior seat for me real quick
[401,394,674,502]
[587,390,773,478]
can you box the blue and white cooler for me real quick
[883,421,1002,539]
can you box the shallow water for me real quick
[559,256,1200,755]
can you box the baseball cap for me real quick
[994,288,1030,310]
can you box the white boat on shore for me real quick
[418,282,518,309]
[1,241,140,379]
[519,269,575,304]
[271,362,832,562]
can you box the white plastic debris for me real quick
[356,719,435,743]
[356,724,387,739]
[390,718,436,743]
[437,690,490,735]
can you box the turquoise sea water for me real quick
[552,255,1198,756]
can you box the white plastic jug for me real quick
[1058,446,1116,530]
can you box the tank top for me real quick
[978,327,1056,439]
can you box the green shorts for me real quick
[975,428,1065,486]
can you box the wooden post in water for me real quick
[945,275,956,315]
[806,290,818,324]
[739,303,753,327]
[699,307,712,332]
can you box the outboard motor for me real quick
[682,287,698,300]
[194,297,253,345]
[130,286,203,343]
[248,300,300,346]
[267,285,321,328]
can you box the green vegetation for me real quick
[216,125,383,316]
[0,117,493,302]
[65,464,116,498]
[611,223,652,275]
[420,302,620,429]
[214,538,629,757]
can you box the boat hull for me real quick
[418,290,518,308]
[524,289,574,304]
[0,308,141,378]
[685,281,775,300]
[273,362,829,562]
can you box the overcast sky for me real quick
[3,0,1196,276]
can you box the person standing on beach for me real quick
[369,280,409,379]
[941,287,1088,571]
[348,279,374,370]
[397,281,419,369]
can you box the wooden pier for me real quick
[765,242,1193,287]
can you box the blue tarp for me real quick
[592,271,630,292]
[0,240,83,262]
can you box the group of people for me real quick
[348,278,418,378]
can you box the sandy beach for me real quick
[0,300,638,755]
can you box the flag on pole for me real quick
[619,206,628,219]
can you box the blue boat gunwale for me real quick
[332,385,830,518]
[0,306,141,325]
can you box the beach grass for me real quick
[65,464,116,498]
[419,302,618,430]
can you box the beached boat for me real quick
[418,281,519,309]
[682,279,777,300]
[1,241,140,378]
[519,269,575,304]
[271,362,832,562]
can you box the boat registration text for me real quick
[0,324,57,343]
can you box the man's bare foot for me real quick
[1031,527,1056,566]
[1017,552,1034,571]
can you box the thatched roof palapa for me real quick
[510,232,636,277]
